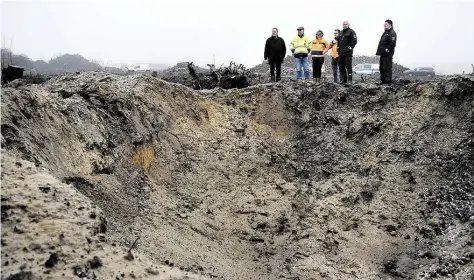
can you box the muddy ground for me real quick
[1,72,473,279]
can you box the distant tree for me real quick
[1,49,35,69]
[1,49,103,75]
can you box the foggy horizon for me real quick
[2,0,474,74]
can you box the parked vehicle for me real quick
[352,63,380,75]
[403,67,435,77]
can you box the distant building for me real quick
[130,63,169,72]
[132,64,151,72]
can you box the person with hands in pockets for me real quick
[264,27,286,82]
[338,20,357,84]
[376,19,397,84]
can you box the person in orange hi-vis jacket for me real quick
[310,30,330,83]
[328,29,341,83]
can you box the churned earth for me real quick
[1,72,473,279]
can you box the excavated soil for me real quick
[1,72,473,280]
[0,152,207,280]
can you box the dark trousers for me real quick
[339,55,353,83]
[269,61,282,81]
[312,57,324,78]
[380,56,393,83]
[331,57,339,82]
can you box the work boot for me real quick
[276,77,281,82]
[348,74,353,84]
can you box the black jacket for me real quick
[338,28,357,56]
[376,28,397,57]
[264,36,286,63]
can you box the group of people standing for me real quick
[264,19,397,84]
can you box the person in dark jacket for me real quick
[376,19,397,84]
[264,28,287,82]
[338,20,357,84]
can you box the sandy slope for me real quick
[1,151,208,280]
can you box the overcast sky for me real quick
[1,0,473,74]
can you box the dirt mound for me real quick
[158,62,209,88]
[1,72,473,279]
[158,62,253,90]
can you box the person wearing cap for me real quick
[328,29,341,83]
[290,26,311,81]
[264,28,287,82]
[338,20,357,84]
[376,19,397,84]
[310,30,330,82]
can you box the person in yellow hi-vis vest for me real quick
[328,29,341,83]
[290,26,311,81]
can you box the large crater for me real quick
[1,72,473,279]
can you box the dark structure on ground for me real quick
[1,65,24,84]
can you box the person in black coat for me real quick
[264,28,286,82]
[376,19,397,84]
[338,20,357,84]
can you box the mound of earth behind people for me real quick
[158,62,252,90]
